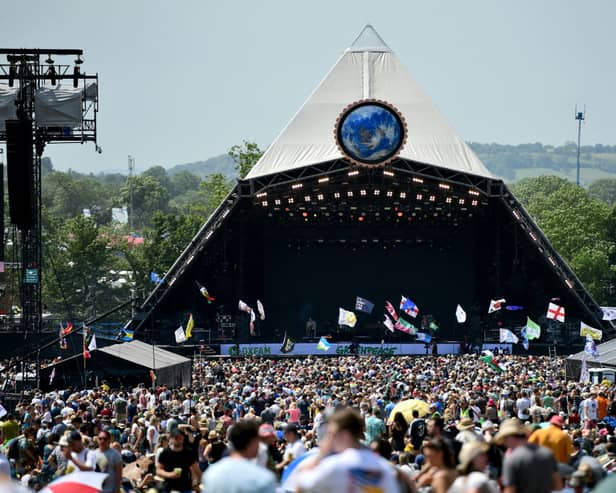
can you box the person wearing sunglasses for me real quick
[93,430,123,493]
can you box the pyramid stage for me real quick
[128,26,611,355]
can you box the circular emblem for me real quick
[335,100,407,167]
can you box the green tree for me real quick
[588,178,616,205]
[43,215,127,318]
[228,140,263,179]
[120,175,170,229]
[188,173,232,217]
[511,176,616,303]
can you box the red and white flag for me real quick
[488,299,506,314]
[546,302,565,322]
[385,301,399,321]
[383,314,395,333]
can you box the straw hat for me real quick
[456,418,475,431]
[458,441,490,471]
[494,419,527,444]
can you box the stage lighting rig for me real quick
[0,48,100,339]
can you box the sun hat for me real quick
[550,415,564,428]
[456,418,475,431]
[259,424,276,438]
[494,418,528,444]
[458,441,490,471]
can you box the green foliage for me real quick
[120,175,170,229]
[511,176,616,304]
[469,142,616,183]
[588,178,616,205]
[228,140,263,179]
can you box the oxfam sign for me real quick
[335,100,407,167]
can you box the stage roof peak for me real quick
[246,27,493,181]
[347,24,391,53]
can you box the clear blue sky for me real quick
[2,0,614,173]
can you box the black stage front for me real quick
[140,168,600,351]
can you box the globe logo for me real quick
[336,100,406,166]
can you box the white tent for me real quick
[247,25,491,180]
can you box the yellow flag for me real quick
[185,313,194,339]
[580,321,602,341]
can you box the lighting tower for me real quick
[128,155,135,230]
[0,49,99,336]
[575,106,586,186]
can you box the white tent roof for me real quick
[246,25,492,180]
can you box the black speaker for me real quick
[6,119,34,228]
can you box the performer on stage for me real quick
[306,317,316,338]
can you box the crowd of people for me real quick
[0,353,615,492]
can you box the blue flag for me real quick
[122,329,134,342]
[400,296,419,318]
[416,332,432,343]
[150,272,163,284]
[316,337,331,351]
[355,296,375,315]
[505,305,524,311]
[521,327,529,350]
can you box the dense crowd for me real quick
[0,353,615,492]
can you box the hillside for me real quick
[164,142,616,185]
[469,142,616,184]
[167,153,237,179]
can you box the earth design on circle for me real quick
[337,102,405,165]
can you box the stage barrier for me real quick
[219,342,512,357]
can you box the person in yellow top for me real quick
[528,415,573,464]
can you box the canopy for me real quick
[247,25,491,180]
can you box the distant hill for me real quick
[469,142,616,184]
[167,154,237,179]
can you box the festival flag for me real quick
[250,309,256,335]
[185,313,195,339]
[257,300,265,320]
[383,314,395,333]
[59,324,68,350]
[600,307,616,321]
[525,317,541,340]
[316,337,331,351]
[280,333,295,354]
[416,332,432,343]
[49,367,56,385]
[385,301,399,321]
[82,328,91,360]
[395,318,416,335]
[584,335,598,359]
[195,281,215,303]
[456,304,467,323]
[62,321,74,336]
[505,305,524,311]
[579,358,589,383]
[580,321,602,341]
[122,329,134,342]
[499,328,519,344]
[150,272,163,284]
[149,370,157,383]
[480,350,504,372]
[355,296,375,315]
[546,302,565,322]
[488,299,506,314]
[0,404,7,419]
[175,326,187,344]
[238,300,252,313]
[338,308,357,328]
[88,334,97,352]
[400,296,419,318]
[520,327,529,351]
[429,321,439,331]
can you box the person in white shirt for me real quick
[296,408,400,493]
[579,392,598,422]
[277,424,306,473]
[515,391,531,421]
